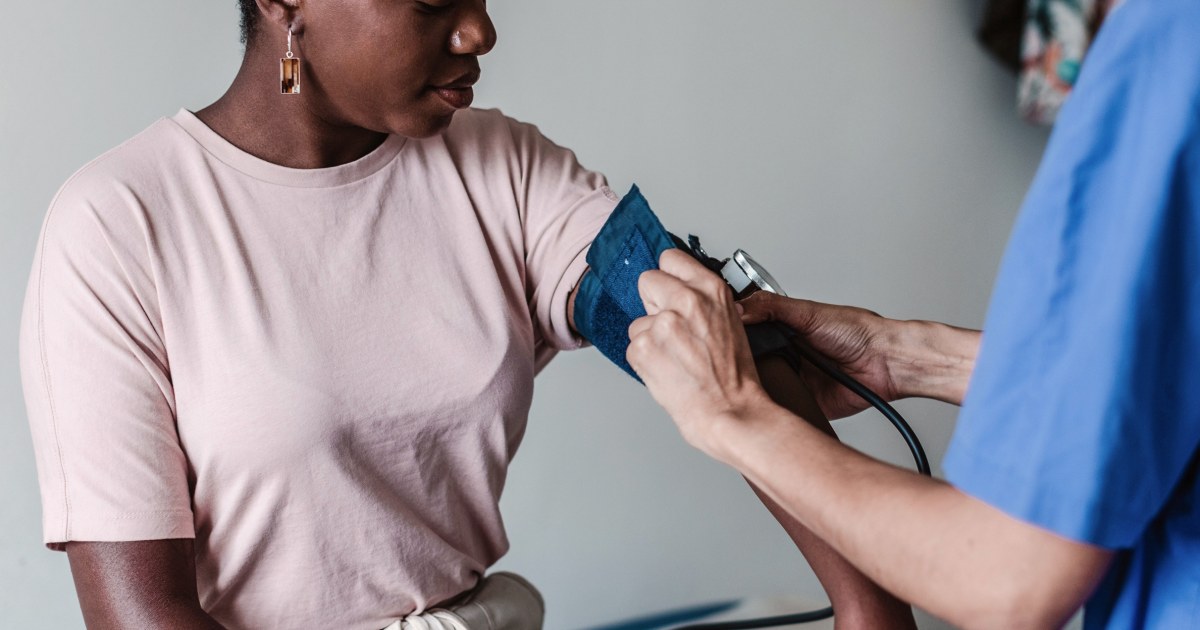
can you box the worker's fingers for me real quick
[628,314,654,340]
[627,311,697,377]
[658,249,729,297]
[637,268,696,316]
[640,250,736,320]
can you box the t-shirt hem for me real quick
[541,187,618,350]
[44,509,196,551]
[551,246,595,351]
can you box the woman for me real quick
[19,1,911,628]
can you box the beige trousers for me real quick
[382,573,545,630]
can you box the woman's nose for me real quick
[450,3,497,56]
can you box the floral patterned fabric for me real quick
[1018,0,1122,124]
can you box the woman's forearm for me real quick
[68,540,227,630]
[885,320,980,406]
[753,356,916,629]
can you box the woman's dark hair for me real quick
[237,0,260,44]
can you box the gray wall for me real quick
[0,1,1049,628]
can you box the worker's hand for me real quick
[741,293,981,409]
[627,250,774,457]
[739,293,904,419]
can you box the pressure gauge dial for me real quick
[720,249,787,300]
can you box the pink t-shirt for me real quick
[19,108,616,629]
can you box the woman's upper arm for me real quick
[67,539,224,629]
[19,178,194,547]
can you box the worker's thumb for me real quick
[738,292,819,332]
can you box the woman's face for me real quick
[298,0,496,138]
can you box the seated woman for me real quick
[18,1,912,628]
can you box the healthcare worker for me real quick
[626,1,1200,627]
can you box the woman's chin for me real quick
[389,110,459,139]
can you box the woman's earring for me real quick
[281,27,300,94]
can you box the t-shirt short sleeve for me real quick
[501,115,618,356]
[19,168,194,549]
[944,0,1200,550]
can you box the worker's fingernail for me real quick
[735,303,745,316]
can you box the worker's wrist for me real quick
[702,390,798,467]
[885,320,979,406]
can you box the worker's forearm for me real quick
[885,320,980,406]
[711,402,1106,629]
[754,357,915,629]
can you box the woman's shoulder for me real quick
[444,106,521,134]
[50,116,193,211]
[438,107,563,153]
[41,116,192,248]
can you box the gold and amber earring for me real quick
[281,27,300,94]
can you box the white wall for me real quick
[0,1,1049,628]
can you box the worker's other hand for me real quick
[627,250,772,458]
[739,293,902,419]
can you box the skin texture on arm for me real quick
[67,540,225,629]
[627,250,1114,629]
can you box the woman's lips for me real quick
[433,86,474,109]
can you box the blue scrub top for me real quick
[943,1,1200,627]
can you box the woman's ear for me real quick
[254,0,304,36]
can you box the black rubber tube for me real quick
[783,331,931,476]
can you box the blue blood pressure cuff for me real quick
[574,185,678,380]
[574,185,797,381]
